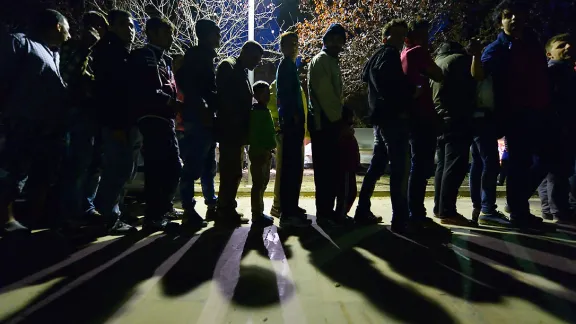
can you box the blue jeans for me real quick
[408,123,437,219]
[179,121,217,211]
[59,117,101,219]
[357,121,410,224]
[94,127,140,221]
[469,120,500,214]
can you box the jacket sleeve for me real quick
[276,59,299,124]
[176,49,218,112]
[308,55,342,123]
[371,50,414,103]
[128,50,172,109]
[0,35,27,103]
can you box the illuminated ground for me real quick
[1,198,575,324]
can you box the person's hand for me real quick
[82,27,100,49]
[468,38,484,57]
[111,130,127,144]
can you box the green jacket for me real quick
[249,103,276,154]
[307,50,343,131]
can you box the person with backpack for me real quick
[0,9,70,236]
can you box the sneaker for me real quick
[215,210,250,228]
[439,213,475,227]
[354,210,383,226]
[182,209,207,230]
[407,218,452,240]
[504,204,511,213]
[317,215,354,228]
[270,206,281,218]
[205,207,218,222]
[280,213,311,228]
[510,214,544,230]
[471,208,481,224]
[166,208,184,220]
[2,220,31,236]
[108,219,138,235]
[252,214,275,227]
[478,210,511,227]
[389,221,408,234]
[143,218,179,233]
[541,212,554,221]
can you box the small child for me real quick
[249,81,277,227]
[335,107,360,219]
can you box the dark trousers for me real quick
[0,119,65,225]
[434,127,473,216]
[336,171,357,218]
[138,117,181,220]
[537,174,569,216]
[408,123,437,219]
[279,125,305,215]
[311,126,340,217]
[505,110,571,219]
[357,121,410,224]
[217,142,244,213]
[469,118,500,213]
[249,149,272,216]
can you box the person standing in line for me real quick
[248,81,276,227]
[129,17,185,232]
[0,9,70,236]
[176,20,221,227]
[91,9,138,235]
[401,20,448,224]
[215,41,264,227]
[308,23,352,227]
[335,107,359,219]
[58,11,108,231]
[536,33,576,226]
[276,32,311,228]
[431,41,482,226]
[481,0,564,230]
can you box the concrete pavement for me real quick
[1,198,575,324]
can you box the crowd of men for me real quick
[0,0,575,240]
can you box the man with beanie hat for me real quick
[176,19,221,230]
[308,23,352,227]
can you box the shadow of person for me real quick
[231,264,294,308]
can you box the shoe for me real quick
[478,210,511,227]
[390,221,408,234]
[252,214,275,227]
[317,215,354,228]
[439,213,475,227]
[108,219,138,235]
[270,206,281,218]
[354,210,383,225]
[280,213,311,228]
[165,208,184,220]
[205,207,218,222]
[510,214,544,230]
[215,210,250,228]
[504,204,511,213]
[471,208,481,224]
[143,218,179,233]
[182,209,207,230]
[2,220,31,236]
[407,218,452,240]
[541,212,554,221]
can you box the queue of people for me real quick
[1,0,575,240]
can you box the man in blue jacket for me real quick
[176,20,221,229]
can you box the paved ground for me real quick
[1,198,575,324]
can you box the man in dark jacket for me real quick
[0,9,70,236]
[215,41,264,227]
[91,9,137,234]
[431,42,479,224]
[481,0,565,230]
[176,19,220,227]
[356,19,417,233]
[58,11,108,230]
[129,17,184,232]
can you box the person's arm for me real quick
[129,50,173,109]
[371,49,415,101]
[468,39,485,81]
[422,49,444,82]
[0,35,27,100]
[215,60,234,115]
[308,55,342,123]
[276,59,299,125]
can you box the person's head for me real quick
[406,19,429,47]
[493,0,530,39]
[239,41,264,71]
[33,9,70,48]
[280,32,299,60]
[436,41,466,57]
[83,11,108,38]
[382,19,408,49]
[322,23,347,55]
[195,19,221,49]
[546,33,574,62]
[146,17,174,50]
[172,53,185,72]
[253,81,270,105]
[108,9,135,45]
